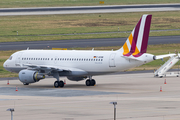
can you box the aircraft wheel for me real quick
[59,81,64,87]
[23,83,29,85]
[86,79,91,86]
[54,81,59,88]
[91,79,96,86]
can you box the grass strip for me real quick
[0,11,180,42]
[0,0,179,8]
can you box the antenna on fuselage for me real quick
[92,48,94,51]
[27,47,29,50]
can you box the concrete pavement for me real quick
[0,72,180,120]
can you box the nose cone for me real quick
[3,60,6,68]
[3,60,9,71]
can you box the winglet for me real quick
[121,14,152,57]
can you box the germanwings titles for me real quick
[3,15,175,88]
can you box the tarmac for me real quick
[1,72,180,120]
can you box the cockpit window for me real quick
[8,56,12,60]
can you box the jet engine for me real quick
[67,76,87,81]
[19,69,45,84]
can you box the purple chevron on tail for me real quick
[122,14,152,57]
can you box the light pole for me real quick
[110,102,117,120]
[6,108,14,120]
[178,52,179,75]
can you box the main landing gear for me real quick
[86,76,96,86]
[54,80,64,88]
[53,72,64,88]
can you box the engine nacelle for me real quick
[19,69,45,84]
[67,76,87,81]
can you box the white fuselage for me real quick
[3,49,154,76]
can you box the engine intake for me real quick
[19,69,45,84]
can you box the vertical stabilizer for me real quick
[120,14,152,57]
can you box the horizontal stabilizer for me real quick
[122,56,142,61]
[155,54,176,60]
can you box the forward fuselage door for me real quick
[109,53,116,67]
[15,52,23,64]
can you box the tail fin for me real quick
[121,14,152,57]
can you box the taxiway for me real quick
[0,35,180,50]
[0,4,180,16]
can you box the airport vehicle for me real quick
[3,14,174,88]
[154,55,179,77]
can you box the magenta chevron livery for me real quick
[121,14,151,57]
[3,14,175,88]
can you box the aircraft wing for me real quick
[155,54,176,60]
[21,63,88,76]
[22,63,70,72]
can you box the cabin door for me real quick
[109,53,116,67]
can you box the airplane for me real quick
[3,14,175,88]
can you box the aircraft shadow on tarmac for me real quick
[0,85,126,97]
[1,81,129,97]
[5,82,131,89]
